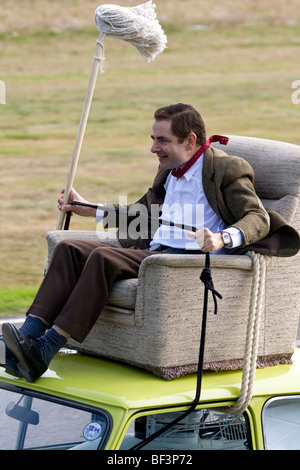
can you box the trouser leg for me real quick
[27,239,98,325]
[27,239,156,342]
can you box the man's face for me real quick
[151,119,192,170]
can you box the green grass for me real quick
[0,286,38,317]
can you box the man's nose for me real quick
[151,141,160,153]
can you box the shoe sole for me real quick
[0,337,22,378]
[0,338,21,378]
[2,324,42,383]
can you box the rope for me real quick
[200,263,222,315]
[93,33,106,74]
[219,251,267,415]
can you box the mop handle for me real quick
[56,33,105,230]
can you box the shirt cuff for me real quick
[95,205,105,222]
[224,227,243,249]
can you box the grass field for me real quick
[0,0,300,314]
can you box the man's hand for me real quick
[57,187,97,218]
[187,228,226,252]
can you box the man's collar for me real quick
[181,153,204,181]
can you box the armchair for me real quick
[45,136,300,379]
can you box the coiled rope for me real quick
[220,251,268,414]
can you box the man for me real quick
[1,103,298,382]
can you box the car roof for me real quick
[1,349,300,411]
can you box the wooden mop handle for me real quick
[56,33,105,230]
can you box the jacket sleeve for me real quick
[220,157,270,246]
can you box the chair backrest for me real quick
[213,135,300,225]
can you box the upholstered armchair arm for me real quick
[134,253,253,329]
[45,230,121,266]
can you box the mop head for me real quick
[95,1,167,62]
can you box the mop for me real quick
[56,1,167,230]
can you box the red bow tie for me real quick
[171,135,229,178]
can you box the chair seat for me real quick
[107,279,138,311]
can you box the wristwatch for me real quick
[221,231,231,247]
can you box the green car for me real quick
[0,347,300,451]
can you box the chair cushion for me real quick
[107,278,138,310]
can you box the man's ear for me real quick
[186,132,197,150]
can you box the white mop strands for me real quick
[94,1,167,64]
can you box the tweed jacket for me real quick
[110,146,299,257]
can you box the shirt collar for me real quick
[182,153,204,181]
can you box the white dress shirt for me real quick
[96,154,243,253]
[149,155,242,253]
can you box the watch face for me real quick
[222,232,230,245]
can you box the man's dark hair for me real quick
[154,103,206,146]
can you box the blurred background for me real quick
[0,0,299,314]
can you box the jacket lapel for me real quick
[148,167,170,206]
[202,147,222,218]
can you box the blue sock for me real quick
[38,328,67,366]
[19,316,47,338]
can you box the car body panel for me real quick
[0,349,299,450]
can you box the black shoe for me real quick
[0,336,22,378]
[2,323,47,383]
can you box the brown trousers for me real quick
[27,240,157,342]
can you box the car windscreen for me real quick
[0,385,111,450]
